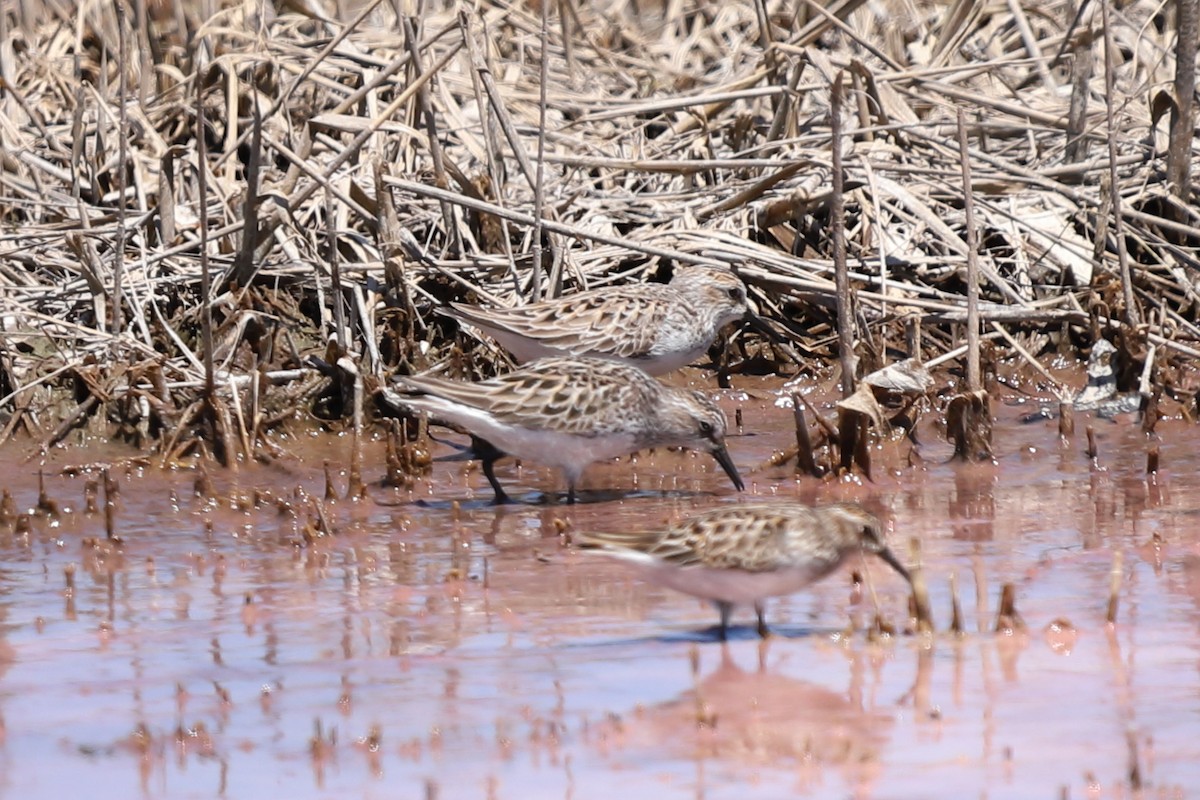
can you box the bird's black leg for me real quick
[716,601,733,641]
[470,436,511,505]
[481,458,512,505]
[754,602,770,639]
[566,483,577,505]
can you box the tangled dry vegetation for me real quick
[0,0,1197,466]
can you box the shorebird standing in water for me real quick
[379,357,745,504]
[575,502,911,638]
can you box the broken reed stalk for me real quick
[401,15,460,260]
[1139,343,1159,434]
[957,108,982,393]
[1106,549,1123,625]
[830,72,855,400]
[829,74,869,476]
[113,0,130,336]
[327,186,347,353]
[791,394,819,477]
[1168,0,1197,200]
[530,0,551,300]
[939,108,993,462]
[465,11,537,191]
[348,368,365,499]
[193,73,234,468]
[223,82,264,290]
[1065,29,1093,162]
[196,81,213,403]
[1100,0,1140,327]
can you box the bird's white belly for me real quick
[644,563,833,605]
[487,426,639,473]
[424,401,635,470]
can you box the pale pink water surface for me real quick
[0,376,1198,798]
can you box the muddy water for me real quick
[1,379,1198,798]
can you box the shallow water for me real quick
[1,378,1198,798]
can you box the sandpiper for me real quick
[379,357,745,503]
[443,267,751,375]
[575,502,911,638]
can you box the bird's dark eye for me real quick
[699,420,714,436]
[727,287,745,302]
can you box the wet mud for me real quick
[1,375,1198,798]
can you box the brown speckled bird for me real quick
[576,502,911,638]
[380,357,744,504]
[444,267,751,375]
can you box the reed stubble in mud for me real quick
[905,538,934,635]
[83,478,99,514]
[323,461,338,502]
[193,465,213,499]
[947,108,993,462]
[948,572,965,636]
[1146,445,1160,474]
[35,470,59,519]
[63,562,76,620]
[103,468,119,541]
[994,582,1025,633]
[383,418,433,488]
[1140,393,1160,435]
[1058,400,1075,439]
[791,394,819,477]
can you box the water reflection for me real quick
[0,411,1198,796]
[600,640,898,796]
[948,462,997,542]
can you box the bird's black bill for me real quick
[711,445,745,491]
[744,310,784,343]
[876,546,912,584]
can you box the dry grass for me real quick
[0,0,1197,462]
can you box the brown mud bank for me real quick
[1,381,1199,798]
